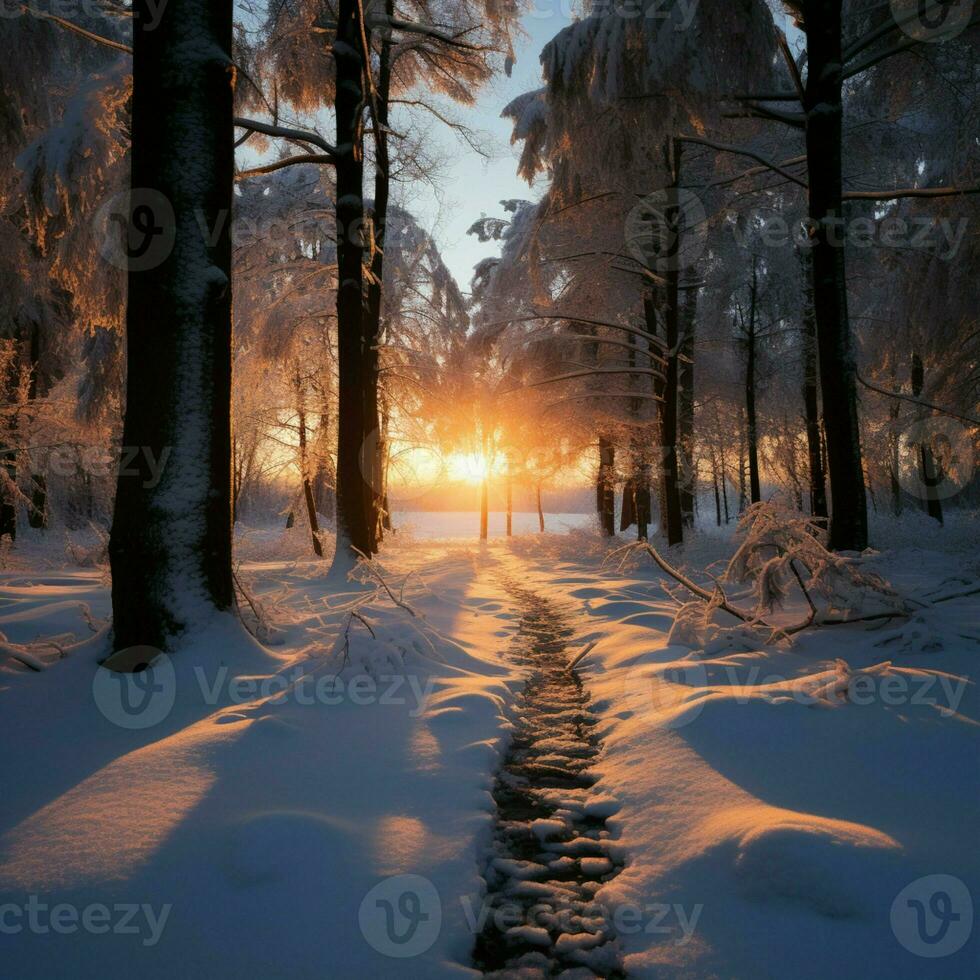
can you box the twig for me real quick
[352,549,419,617]
[567,639,598,672]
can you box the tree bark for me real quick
[333,0,373,563]
[480,477,489,541]
[27,322,46,530]
[744,258,762,505]
[679,286,697,527]
[635,465,651,540]
[656,142,685,546]
[800,249,828,519]
[911,353,943,524]
[659,283,683,545]
[720,442,730,523]
[712,444,722,526]
[802,0,868,550]
[536,482,545,532]
[294,365,324,557]
[0,349,18,542]
[620,477,636,531]
[598,437,616,536]
[362,0,394,554]
[888,364,902,516]
[737,418,747,513]
[108,0,235,651]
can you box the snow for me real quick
[1,514,978,977]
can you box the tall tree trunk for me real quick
[679,286,697,527]
[911,353,943,524]
[536,482,545,532]
[506,475,513,536]
[108,0,235,651]
[362,0,394,554]
[380,404,393,532]
[333,0,372,564]
[744,258,762,505]
[27,322,46,530]
[480,478,489,541]
[294,365,324,557]
[711,444,722,526]
[313,386,336,523]
[737,418,747,513]
[802,0,868,551]
[598,437,616,536]
[635,469,651,540]
[800,250,828,519]
[720,441,731,523]
[232,434,240,525]
[0,350,18,542]
[620,477,636,531]
[657,142,684,546]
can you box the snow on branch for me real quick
[234,118,338,158]
[617,504,915,648]
[20,4,132,54]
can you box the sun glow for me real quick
[446,451,492,484]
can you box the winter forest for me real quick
[0,0,978,977]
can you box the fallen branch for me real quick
[352,550,419,617]
[618,540,910,639]
[567,639,598,672]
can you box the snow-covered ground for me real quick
[0,512,977,978]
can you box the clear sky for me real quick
[408,8,574,295]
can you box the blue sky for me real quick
[410,8,574,293]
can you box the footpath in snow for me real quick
[0,515,977,979]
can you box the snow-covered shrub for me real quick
[725,503,907,625]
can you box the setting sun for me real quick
[446,451,492,484]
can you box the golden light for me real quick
[447,451,491,484]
